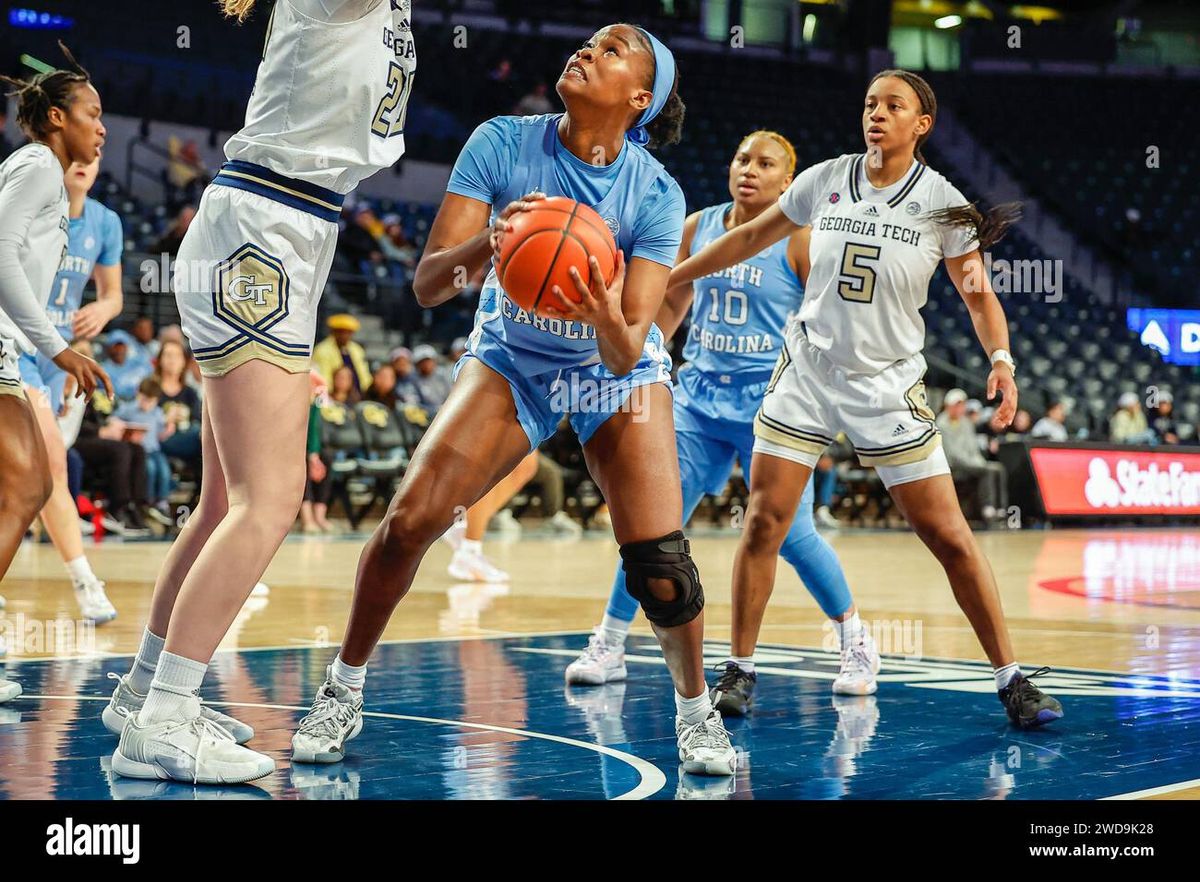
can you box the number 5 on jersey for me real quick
[838,242,881,303]
[371,61,414,139]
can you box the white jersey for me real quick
[224,0,416,194]
[778,153,976,376]
[0,143,69,357]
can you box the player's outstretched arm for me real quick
[945,249,1017,427]
[668,203,796,292]
[653,210,702,341]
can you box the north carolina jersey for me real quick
[0,142,69,357]
[449,114,686,374]
[684,202,803,384]
[46,197,123,340]
[778,154,976,376]
[224,0,416,193]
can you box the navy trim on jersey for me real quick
[212,161,344,223]
[848,155,924,206]
[887,163,926,208]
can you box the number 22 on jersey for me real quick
[371,61,414,139]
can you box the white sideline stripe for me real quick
[16,694,666,801]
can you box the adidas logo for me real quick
[891,423,906,437]
[864,205,879,217]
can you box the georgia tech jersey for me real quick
[0,143,69,356]
[224,0,416,194]
[777,153,977,376]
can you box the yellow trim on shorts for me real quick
[855,431,942,466]
[195,343,312,378]
[753,411,831,456]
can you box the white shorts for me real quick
[753,321,946,484]
[175,161,342,378]
[0,335,27,399]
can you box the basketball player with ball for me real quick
[292,23,738,776]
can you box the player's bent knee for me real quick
[743,503,792,554]
[381,502,445,553]
[619,530,704,628]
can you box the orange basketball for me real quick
[497,196,618,317]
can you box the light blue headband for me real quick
[627,28,676,146]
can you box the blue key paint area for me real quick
[2,634,1198,800]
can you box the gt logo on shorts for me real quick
[192,243,309,367]
[227,274,274,307]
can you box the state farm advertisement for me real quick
[1030,447,1200,516]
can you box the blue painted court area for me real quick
[1,634,1198,800]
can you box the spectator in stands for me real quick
[388,346,421,404]
[329,365,362,406]
[300,372,334,534]
[1149,392,1180,445]
[114,377,175,519]
[411,344,451,412]
[1110,391,1154,444]
[450,336,468,363]
[314,314,372,392]
[937,388,1008,523]
[514,81,555,116]
[131,315,159,361]
[157,324,203,385]
[166,136,206,209]
[486,57,518,116]
[365,363,401,410]
[379,215,418,271]
[100,330,153,401]
[337,204,385,270]
[525,452,583,536]
[154,339,203,468]
[1031,401,1069,442]
[153,205,196,258]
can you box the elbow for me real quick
[412,266,436,308]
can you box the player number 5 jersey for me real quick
[777,153,977,376]
[224,0,417,194]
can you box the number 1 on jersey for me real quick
[371,61,414,139]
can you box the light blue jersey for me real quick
[19,197,123,412]
[46,197,123,341]
[447,114,686,375]
[683,201,801,385]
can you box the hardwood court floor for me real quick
[2,525,1198,799]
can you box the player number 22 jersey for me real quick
[224,0,417,194]
[777,153,977,376]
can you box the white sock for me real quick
[460,538,482,557]
[332,655,366,692]
[128,628,165,693]
[138,651,207,725]
[675,688,713,725]
[994,663,1021,691]
[837,611,863,648]
[598,615,630,645]
[725,655,755,673]
[65,555,96,587]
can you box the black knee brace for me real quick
[620,530,704,628]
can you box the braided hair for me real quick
[0,41,91,141]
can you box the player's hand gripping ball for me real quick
[494,195,617,317]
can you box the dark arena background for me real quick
[0,0,1197,863]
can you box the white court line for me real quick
[1101,778,1200,800]
[4,629,593,666]
[15,694,666,801]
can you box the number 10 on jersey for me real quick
[371,61,414,139]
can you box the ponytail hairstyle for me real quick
[0,41,90,141]
[627,27,685,149]
[221,0,259,22]
[869,68,1022,250]
[739,129,797,176]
